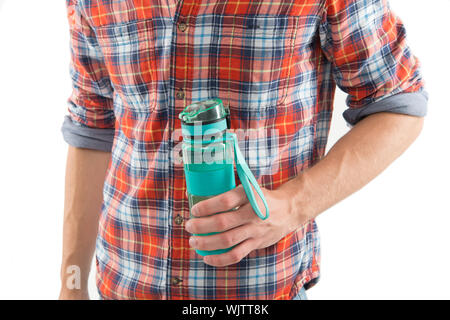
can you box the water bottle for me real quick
[179,98,269,256]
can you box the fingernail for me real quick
[189,236,196,247]
[191,205,198,217]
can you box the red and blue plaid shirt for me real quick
[62,0,427,299]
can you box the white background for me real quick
[0,0,448,300]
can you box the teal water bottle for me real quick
[179,98,269,256]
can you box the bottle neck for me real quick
[181,118,228,139]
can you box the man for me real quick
[59,0,427,300]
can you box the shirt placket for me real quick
[167,0,193,299]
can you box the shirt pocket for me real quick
[96,20,157,113]
[216,15,299,112]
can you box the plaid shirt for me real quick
[62,0,427,300]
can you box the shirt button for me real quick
[178,22,187,32]
[174,215,184,225]
[171,277,182,286]
[176,89,185,100]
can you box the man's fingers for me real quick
[185,204,254,234]
[190,224,252,251]
[191,185,247,217]
[202,238,259,267]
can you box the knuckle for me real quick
[222,234,234,247]
[215,215,228,230]
[229,251,242,264]
[240,227,249,239]
[239,206,254,221]
[222,195,234,210]
[252,226,264,238]
[229,209,241,222]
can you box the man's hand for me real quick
[185,184,309,267]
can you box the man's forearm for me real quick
[282,112,424,222]
[59,146,111,299]
[183,111,425,267]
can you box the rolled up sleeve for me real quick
[319,0,428,126]
[61,0,115,151]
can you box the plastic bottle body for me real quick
[182,137,236,256]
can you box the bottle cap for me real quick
[179,98,228,124]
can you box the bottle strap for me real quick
[227,132,269,220]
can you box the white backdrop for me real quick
[0,0,448,300]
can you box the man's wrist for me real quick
[277,172,316,228]
[59,287,90,300]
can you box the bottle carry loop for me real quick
[227,132,269,221]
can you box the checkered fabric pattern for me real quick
[65,0,424,299]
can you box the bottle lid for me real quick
[179,98,228,124]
